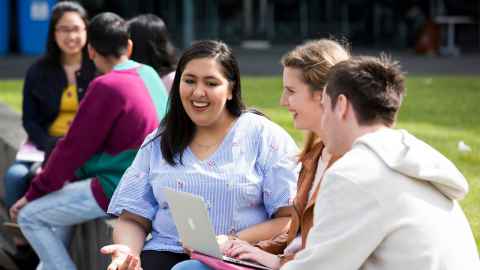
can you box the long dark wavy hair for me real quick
[127,14,177,77]
[159,40,245,166]
[42,1,89,66]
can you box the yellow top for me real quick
[48,84,79,137]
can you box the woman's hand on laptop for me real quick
[181,243,193,256]
[101,244,142,270]
[224,240,281,269]
[217,234,231,252]
[218,234,244,253]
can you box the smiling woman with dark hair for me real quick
[103,40,299,270]
[4,0,96,221]
[172,38,351,270]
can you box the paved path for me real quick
[1,47,480,79]
[233,46,480,76]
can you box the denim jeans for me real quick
[3,161,32,208]
[172,260,212,270]
[17,179,107,270]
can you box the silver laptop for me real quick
[162,188,272,270]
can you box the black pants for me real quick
[140,250,189,270]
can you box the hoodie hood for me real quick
[353,128,468,200]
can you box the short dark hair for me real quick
[160,40,245,166]
[88,12,129,58]
[325,55,406,126]
[127,14,177,77]
[43,1,88,66]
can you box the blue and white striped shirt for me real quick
[108,112,299,253]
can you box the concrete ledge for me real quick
[0,103,25,200]
[0,102,114,270]
[70,218,115,269]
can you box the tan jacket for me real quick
[255,143,331,265]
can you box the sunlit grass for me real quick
[0,80,23,112]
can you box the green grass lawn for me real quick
[1,76,479,248]
[0,80,23,112]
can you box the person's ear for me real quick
[279,88,288,106]
[127,39,133,58]
[87,44,95,60]
[312,90,322,102]
[335,94,349,120]
[227,82,234,100]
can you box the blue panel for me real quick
[18,0,57,55]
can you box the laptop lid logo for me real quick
[188,218,196,231]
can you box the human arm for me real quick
[25,79,124,201]
[220,217,296,269]
[224,239,282,269]
[234,206,291,244]
[217,219,293,269]
[101,211,151,270]
[215,155,294,245]
[215,118,299,268]
[104,134,158,269]
[281,172,385,270]
[21,65,59,151]
[217,209,292,269]
[9,196,28,222]
[214,214,289,257]
[242,118,298,244]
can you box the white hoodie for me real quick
[282,128,480,270]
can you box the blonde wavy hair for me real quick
[281,38,350,160]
